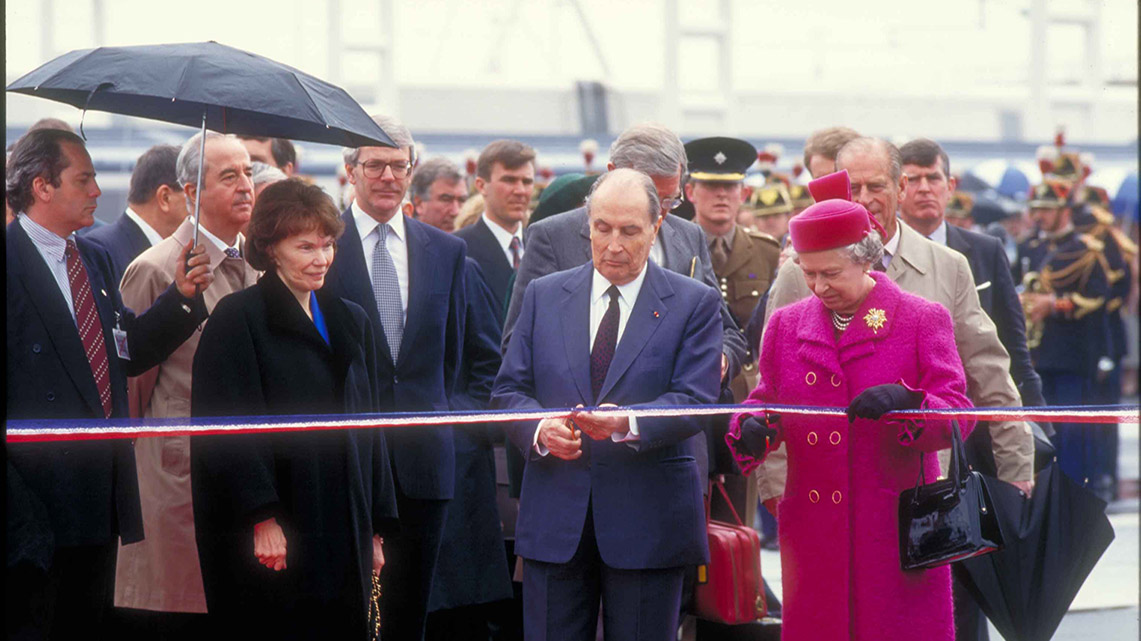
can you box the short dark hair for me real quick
[237,135,297,170]
[28,117,75,134]
[128,144,181,205]
[802,126,861,167]
[5,128,87,213]
[899,138,951,178]
[244,179,345,272]
[476,139,536,181]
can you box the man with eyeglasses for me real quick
[410,157,468,233]
[324,114,468,641]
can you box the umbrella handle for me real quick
[190,111,207,259]
[78,82,113,142]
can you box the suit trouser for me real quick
[522,507,685,641]
[380,490,449,641]
[6,543,116,641]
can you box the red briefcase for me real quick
[694,478,764,624]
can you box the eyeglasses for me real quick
[661,196,683,211]
[357,160,412,179]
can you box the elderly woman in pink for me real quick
[726,170,974,641]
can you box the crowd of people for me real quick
[5,113,1136,641]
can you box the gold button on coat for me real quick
[809,490,820,503]
[831,374,842,387]
[807,432,818,445]
[829,431,841,445]
[832,491,843,504]
[805,371,817,386]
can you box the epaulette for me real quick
[1090,205,1116,226]
[1078,233,1104,252]
[746,229,781,248]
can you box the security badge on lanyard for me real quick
[112,309,130,361]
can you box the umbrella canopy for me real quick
[955,462,1115,641]
[964,160,1043,200]
[6,41,395,149]
[969,189,1025,226]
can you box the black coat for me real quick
[6,219,206,551]
[189,271,398,638]
[945,224,1044,407]
[82,212,153,286]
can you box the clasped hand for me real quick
[253,517,287,571]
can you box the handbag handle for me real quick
[911,419,967,503]
[706,476,745,527]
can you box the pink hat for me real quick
[787,170,886,253]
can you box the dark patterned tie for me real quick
[590,285,620,402]
[509,236,522,270]
[224,247,241,260]
[65,240,113,418]
[371,223,405,361]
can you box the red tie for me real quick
[65,239,113,418]
[510,236,522,270]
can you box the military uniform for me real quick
[1018,179,1113,495]
[713,227,781,398]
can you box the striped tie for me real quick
[65,240,113,418]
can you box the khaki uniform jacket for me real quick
[113,218,259,613]
[713,226,780,401]
[756,221,1033,500]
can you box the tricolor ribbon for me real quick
[5,404,1136,443]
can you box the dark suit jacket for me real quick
[82,212,153,286]
[944,224,1044,408]
[492,261,720,569]
[455,218,514,324]
[323,209,466,501]
[6,219,206,548]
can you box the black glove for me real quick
[738,413,780,458]
[846,384,923,423]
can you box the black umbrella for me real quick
[6,41,396,245]
[955,462,1115,641]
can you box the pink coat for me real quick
[727,272,974,641]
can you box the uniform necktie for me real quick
[65,240,113,418]
[711,237,729,273]
[590,285,620,402]
[509,236,522,270]
[224,247,241,260]
[371,223,405,362]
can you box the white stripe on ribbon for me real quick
[5,404,1137,443]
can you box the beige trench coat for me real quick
[757,221,1034,501]
[114,219,259,613]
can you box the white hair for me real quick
[342,114,416,166]
[608,122,687,178]
[176,131,228,190]
[790,232,885,268]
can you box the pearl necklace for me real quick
[831,310,855,332]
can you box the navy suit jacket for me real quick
[81,212,153,286]
[455,218,514,324]
[491,261,720,569]
[323,209,466,500]
[6,219,206,548]
[944,224,1044,407]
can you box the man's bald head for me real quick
[587,168,663,285]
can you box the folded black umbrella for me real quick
[955,462,1115,641]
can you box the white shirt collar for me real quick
[196,221,242,254]
[883,220,902,258]
[591,262,648,308]
[482,213,523,252]
[124,207,165,247]
[19,213,70,260]
[353,199,405,243]
[926,219,948,247]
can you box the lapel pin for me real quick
[864,308,887,334]
[653,310,660,318]
[101,288,107,297]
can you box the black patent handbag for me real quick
[898,419,1004,570]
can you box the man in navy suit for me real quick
[323,114,467,641]
[455,140,536,322]
[83,144,187,285]
[5,128,214,640]
[899,138,1046,641]
[492,169,720,641]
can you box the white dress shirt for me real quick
[926,219,948,246]
[124,208,165,248]
[882,221,902,268]
[481,213,524,266]
[196,222,243,256]
[353,201,410,315]
[535,265,649,455]
[19,214,78,324]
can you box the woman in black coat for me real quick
[190,180,398,640]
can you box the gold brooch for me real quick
[864,308,887,333]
